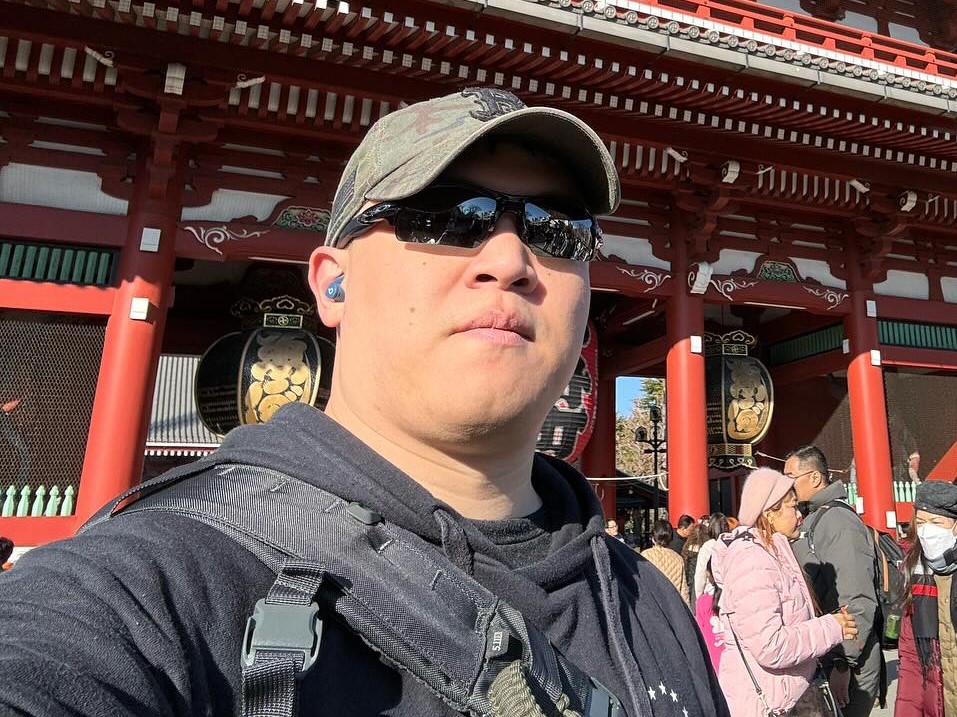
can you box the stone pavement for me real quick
[872,649,897,717]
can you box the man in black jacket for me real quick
[787,444,881,717]
[670,514,695,554]
[0,89,728,717]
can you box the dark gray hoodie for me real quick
[0,403,727,717]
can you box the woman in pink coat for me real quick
[710,468,857,717]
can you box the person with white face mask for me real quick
[896,480,957,717]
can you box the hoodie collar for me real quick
[807,480,848,510]
[208,403,605,588]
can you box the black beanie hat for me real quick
[915,481,957,520]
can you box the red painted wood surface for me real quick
[74,157,183,523]
[0,280,115,315]
[582,377,618,520]
[0,517,78,547]
[665,233,710,521]
[844,273,896,530]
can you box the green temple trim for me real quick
[0,240,116,287]
[767,325,845,366]
[878,320,957,352]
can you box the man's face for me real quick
[606,520,619,536]
[784,456,824,502]
[316,143,591,453]
[677,525,693,538]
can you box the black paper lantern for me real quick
[705,330,774,470]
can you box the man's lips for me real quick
[455,312,534,341]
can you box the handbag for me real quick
[728,621,841,717]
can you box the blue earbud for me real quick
[325,274,345,302]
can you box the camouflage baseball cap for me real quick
[325,88,620,248]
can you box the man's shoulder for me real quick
[17,508,273,604]
[812,499,865,532]
[808,499,874,555]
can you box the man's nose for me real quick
[465,213,539,292]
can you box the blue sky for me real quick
[615,377,646,417]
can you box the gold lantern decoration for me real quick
[195,266,334,436]
[705,330,774,470]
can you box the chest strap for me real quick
[84,462,624,717]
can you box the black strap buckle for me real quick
[585,677,625,717]
[242,599,323,676]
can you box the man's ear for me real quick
[308,244,347,328]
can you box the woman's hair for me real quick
[901,510,926,612]
[0,537,13,565]
[707,513,730,541]
[752,489,796,548]
[651,519,674,547]
[682,521,709,557]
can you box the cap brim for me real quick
[367,106,620,215]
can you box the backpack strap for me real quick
[241,562,324,717]
[802,499,852,556]
[85,462,622,717]
[872,527,891,594]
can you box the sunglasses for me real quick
[338,183,603,261]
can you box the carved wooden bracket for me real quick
[83,57,240,200]
[674,185,736,262]
[851,196,913,282]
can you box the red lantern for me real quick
[536,321,598,463]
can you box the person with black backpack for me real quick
[786,445,883,717]
[0,89,729,717]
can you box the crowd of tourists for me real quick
[631,443,957,717]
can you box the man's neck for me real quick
[325,402,543,521]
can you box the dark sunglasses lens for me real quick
[394,196,497,247]
[523,202,598,261]
[389,186,598,260]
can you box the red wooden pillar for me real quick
[582,377,618,519]
[75,150,184,522]
[844,250,895,530]
[666,242,710,523]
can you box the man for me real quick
[786,445,881,717]
[605,518,625,542]
[0,89,727,717]
[670,514,695,554]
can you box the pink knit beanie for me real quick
[737,467,795,526]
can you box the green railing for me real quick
[892,481,918,503]
[878,320,957,352]
[1,485,76,517]
[0,240,116,286]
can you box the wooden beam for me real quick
[600,335,669,378]
[770,348,846,387]
[875,296,957,326]
[590,262,675,298]
[0,279,115,315]
[0,204,127,246]
[882,346,957,370]
[175,222,319,262]
[760,310,841,345]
